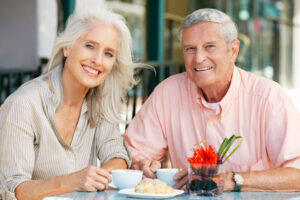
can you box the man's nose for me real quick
[195,49,206,63]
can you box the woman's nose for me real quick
[92,52,103,65]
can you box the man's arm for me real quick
[173,167,300,191]
[125,85,169,176]
[225,167,300,191]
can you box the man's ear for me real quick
[230,40,240,63]
[63,47,71,57]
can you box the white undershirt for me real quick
[207,102,220,112]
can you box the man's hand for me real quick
[131,159,161,178]
[173,169,188,190]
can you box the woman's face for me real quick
[63,23,118,90]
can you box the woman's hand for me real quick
[15,165,112,200]
[68,165,111,192]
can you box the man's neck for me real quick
[200,79,231,103]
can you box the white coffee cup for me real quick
[156,168,179,187]
[110,169,142,190]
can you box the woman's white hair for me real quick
[179,8,238,48]
[46,2,140,127]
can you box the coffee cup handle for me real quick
[108,182,117,189]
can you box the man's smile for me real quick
[193,66,213,72]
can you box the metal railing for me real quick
[0,66,42,104]
[126,61,185,122]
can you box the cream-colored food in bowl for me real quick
[135,178,174,194]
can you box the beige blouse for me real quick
[0,66,131,198]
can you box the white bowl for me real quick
[110,169,142,190]
[156,168,179,187]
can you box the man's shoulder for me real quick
[238,68,287,104]
[155,72,188,92]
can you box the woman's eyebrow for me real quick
[84,40,117,52]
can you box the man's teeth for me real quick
[194,67,213,71]
[82,65,99,75]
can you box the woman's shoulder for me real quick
[2,76,47,108]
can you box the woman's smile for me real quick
[81,64,102,77]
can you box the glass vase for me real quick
[188,163,225,196]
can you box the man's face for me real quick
[181,22,239,91]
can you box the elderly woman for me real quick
[0,3,138,199]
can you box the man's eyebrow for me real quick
[205,41,217,45]
[183,44,194,48]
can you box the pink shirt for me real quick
[124,67,300,172]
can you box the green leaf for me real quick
[220,135,236,158]
[217,135,243,164]
[217,137,228,155]
[223,136,243,163]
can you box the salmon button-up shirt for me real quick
[124,67,300,172]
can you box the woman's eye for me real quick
[105,51,113,57]
[85,43,94,49]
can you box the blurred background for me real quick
[0,0,299,120]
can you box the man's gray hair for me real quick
[179,8,238,47]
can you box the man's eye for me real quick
[207,45,215,49]
[185,47,196,53]
[105,51,113,57]
[85,43,94,49]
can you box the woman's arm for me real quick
[96,121,132,168]
[101,158,128,170]
[15,165,111,200]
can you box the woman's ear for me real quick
[63,47,70,57]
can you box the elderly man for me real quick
[124,8,300,191]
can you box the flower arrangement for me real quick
[187,135,243,196]
[188,135,243,166]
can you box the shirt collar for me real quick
[193,66,241,115]
[48,65,88,115]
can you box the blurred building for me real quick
[107,0,300,109]
[0,0,299,109]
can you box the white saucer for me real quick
[118,188,184,199]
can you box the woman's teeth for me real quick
[194,66,213,71]
[82,65,99,75]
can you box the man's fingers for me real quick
[131,162,140,170]
[142,166,156,178]
[149,160,161,172]
[173,169,187,181]
[173,174,188,189]
[140,159,157,178]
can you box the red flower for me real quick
[187,145,218,167]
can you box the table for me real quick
[45,190,300,200]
